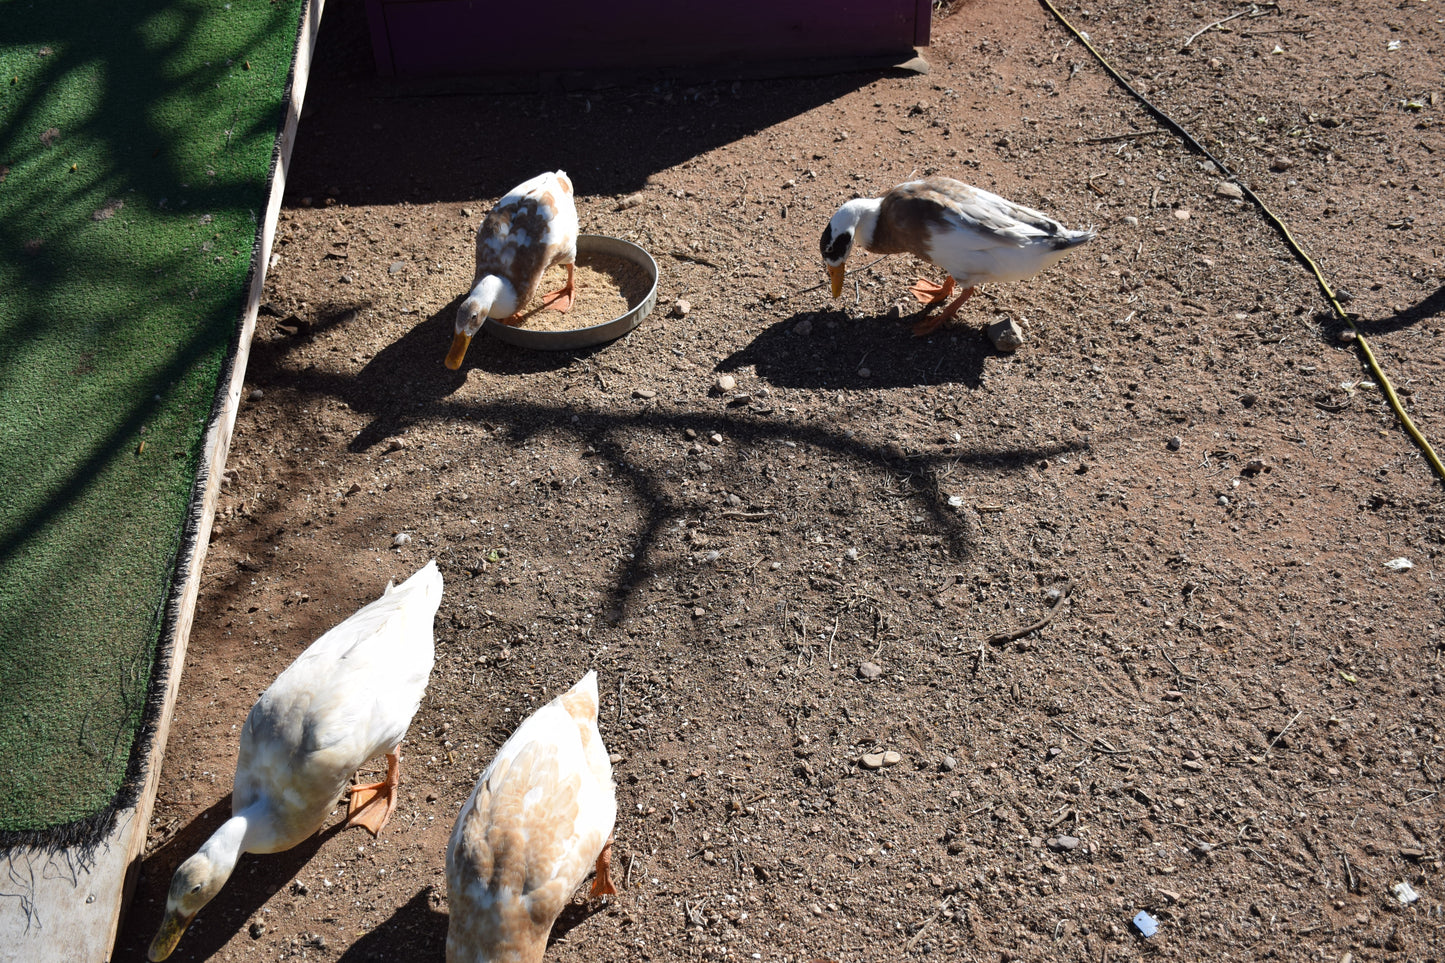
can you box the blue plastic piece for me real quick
[1133,910,1159,938]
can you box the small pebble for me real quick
[940,755,958,772]
[248,388,265,402]
[1167,435,1182,451]
[249,922,266,939]
[670,298,692,318]
[633,388,657,399]
[609,752,623,764]
[857,661,883,680]
[1123,215,1139,227]
[1215,181,1245,200]
[389,261,404,274]
[392,532,411,547]
[1338,329,1357,343]
[1048,836,1080,851]
[793,317,813,336]
[717,373,736,392]
[1173,208,1191,221]
[881,750,902,767]
[338,273,352,283]
[708,432,723,445]
[1270,156,1294,172]
[860,752,886,770]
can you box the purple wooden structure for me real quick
[365,0,931,78]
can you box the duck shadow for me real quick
[332,886,609,962]
[1315,283,1445,342]
[717,307,996,391]
[247,299,615,453]
[336,887,448,962]
[120,795,344,961]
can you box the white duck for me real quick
[148,560,443,961]
[821,176,1096,336]
[446,170,580,370]
[446,670,617,963]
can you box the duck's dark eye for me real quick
[821,227,852,263]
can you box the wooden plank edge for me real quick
[0,2,326,959]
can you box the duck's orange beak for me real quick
[444,332,471,370]
[828,265,845,299]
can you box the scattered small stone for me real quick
[609,752,624,765]
[857,366,871,378]
[860,752,886,770]
[249,921,266,939]
[1047,746,1063,759]
[633,388,657,399]
[670,298,692,318]
[1167,435,1183,451]
[1048,836,1080,852]
[857,661,883,680]
[986,316,1025,351]
[1173,207,1191,221]
[793,317,814,336]
[1338,328,1357,343]
[1270,156,1295,172]
[1163,690,1183,701]
[1393,881,1420,904]
[716,373,736,392]
[460,208,472,218]
[1182,759,1205,771]
[810,903,824,917]
[1215,181,1245,200]
[248,388,265,402]
[615,193,643,211]
[292,881,309,896]
[338,273,352,283]
[692,606,706,618]
[345,483,362,497]
[1183,748,1202,761]
[940,755,958,772]
[881,750,902,767]
[392,532,411,547]
[389,261,405,274]
[708,432,723,445]
[385,438,406,453]
[1123,215,1139,227]
[1159,889,1181,905]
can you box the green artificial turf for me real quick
[0,0,304,839]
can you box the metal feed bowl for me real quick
[483,234,658,351]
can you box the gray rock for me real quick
[1048,835,1080,851]
[860,752,886,770]
[986,317,1025,352]
[858,661,883,680]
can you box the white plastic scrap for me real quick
[1394,881,1419,904]
[1384,557,1414,571]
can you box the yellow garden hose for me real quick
[1036,0,1445,482]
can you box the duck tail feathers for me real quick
[1052,226,1096,249]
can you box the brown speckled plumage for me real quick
[446,672,616,963]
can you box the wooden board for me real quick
[0,1,325,958]
[366,0,930,77]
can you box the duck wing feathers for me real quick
[474,170,578,307]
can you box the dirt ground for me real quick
[113,0,1445,959]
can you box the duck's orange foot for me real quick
[911,285,979,336]
[589,833,618,898]
[541,263,576,313]
[346,750,401,837]
[909,276,955,305]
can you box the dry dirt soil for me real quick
[114,0,1445,959]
